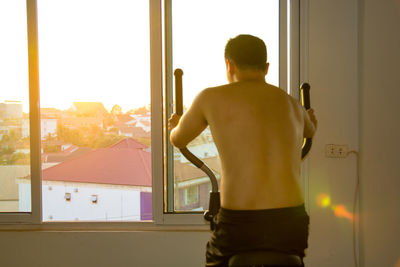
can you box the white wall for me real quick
[0,231,210,267]
[359,0,400,266]
[41,184,142,221]
[306,0,359,266]
[1,1,400,266]
[41,119,57,140]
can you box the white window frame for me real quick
[0,0,42,224]
[0,0,307,228]
[157,0,307,225]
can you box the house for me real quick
[69,102,107,117]
[60,116,104,129]
[42,144,92,164]
[174,156,221,211]
[0,165,30,212]
[117,125,150,139]
[58,102,108,130]
[40,118,58,138]
[40,107,62,118]
[114,113,151,138]
[127,117,150,133]
[21,116,58,140]
[0,118,21,140]
[0,101,23,119]
[19,138,152,221]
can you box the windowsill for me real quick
[0,220,210,232]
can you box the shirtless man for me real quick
[169,34,317,267]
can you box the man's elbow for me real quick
[170,133,188,149]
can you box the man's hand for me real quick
[303,108,317,138]
[307,108,318,130]
[168,113,182,132]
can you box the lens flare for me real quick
[332,204,354,221]
[395,257,400,267]
[316,193,331,208]
[316,193,354,222]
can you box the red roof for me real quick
[110,137,147,149]
[42,139,151,187]
[42,146,92,163]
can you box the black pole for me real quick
[173,68,220,225]
[300,83,312,159]
[174,69,184,116]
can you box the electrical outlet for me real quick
[325,144,348,158]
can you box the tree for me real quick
[57,122,126,149]
[111,104,122,115]
[0,130,19,155]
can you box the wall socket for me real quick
[325,144,348,158]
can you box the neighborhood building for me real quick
[0,165,30,212]
[2,100,219,217]
[18,138,152,221]
[114,113,151,139]
[0,101,23,119]
[174,156,221,211]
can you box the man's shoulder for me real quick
[203,83,232,92]
[197,84,231,100]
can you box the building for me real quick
[19,138,152,221]
[42,144,92,164]
[0,101,23,119]
[70,102,107,117]
[0,165,30,212]
[117,125,150,139]
[0,118,22,143]
[114,113,151,139]
[126,113,151,133]
[21,117,58,140]
[60,116,103,129]
[174,156,221,211]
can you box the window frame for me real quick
[0,0,42,224]
[0,0,307,227]
[158,0,306,225]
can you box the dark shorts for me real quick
[205,204,309,267]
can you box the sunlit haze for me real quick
[1,0,278,113]
[0,1,29,112]
[37,0,150,113]
[173,0,279,105]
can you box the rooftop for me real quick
[42,138,151,187]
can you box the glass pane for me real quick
[171,0,279,211]
[38,0,151,221]
[0,1,31,213]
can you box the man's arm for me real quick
[303,108,317,138]
[169,90,208,148]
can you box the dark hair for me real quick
[224,34,267,71]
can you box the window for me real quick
[90,195,98,204]
[183,186,200,207]
[163,0,296,218]
[64,193,71,202]
[0,0,302,225]
[0,0,31,215]
[37,0,151,222]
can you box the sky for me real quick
[173,0,279,106]
[0,0,29,112]
[1,0,279,113]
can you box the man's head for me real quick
[224,34,268,74]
